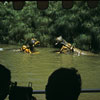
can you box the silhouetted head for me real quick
[0,64,11,100]
[45,67,81,100]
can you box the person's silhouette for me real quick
[45,67,82,100]
[0,64,11,100]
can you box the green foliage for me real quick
[0,1,100,52]
[74,34,91,51]
[24,33,35,44]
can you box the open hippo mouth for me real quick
[55,36,68,46]
[55,36,75,54]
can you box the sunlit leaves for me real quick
[74,34,91,50]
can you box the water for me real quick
[0,44,100,100]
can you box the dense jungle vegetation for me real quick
[0,1,100,53]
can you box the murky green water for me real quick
[0,44,100,100]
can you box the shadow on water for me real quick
[0,45,100,100]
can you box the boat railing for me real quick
[32,89,100,94]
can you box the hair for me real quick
[45,67,82,100]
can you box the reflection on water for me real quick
[0,45,100,100]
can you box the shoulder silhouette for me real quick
[0,64,11,100]
[45,67,82,100]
